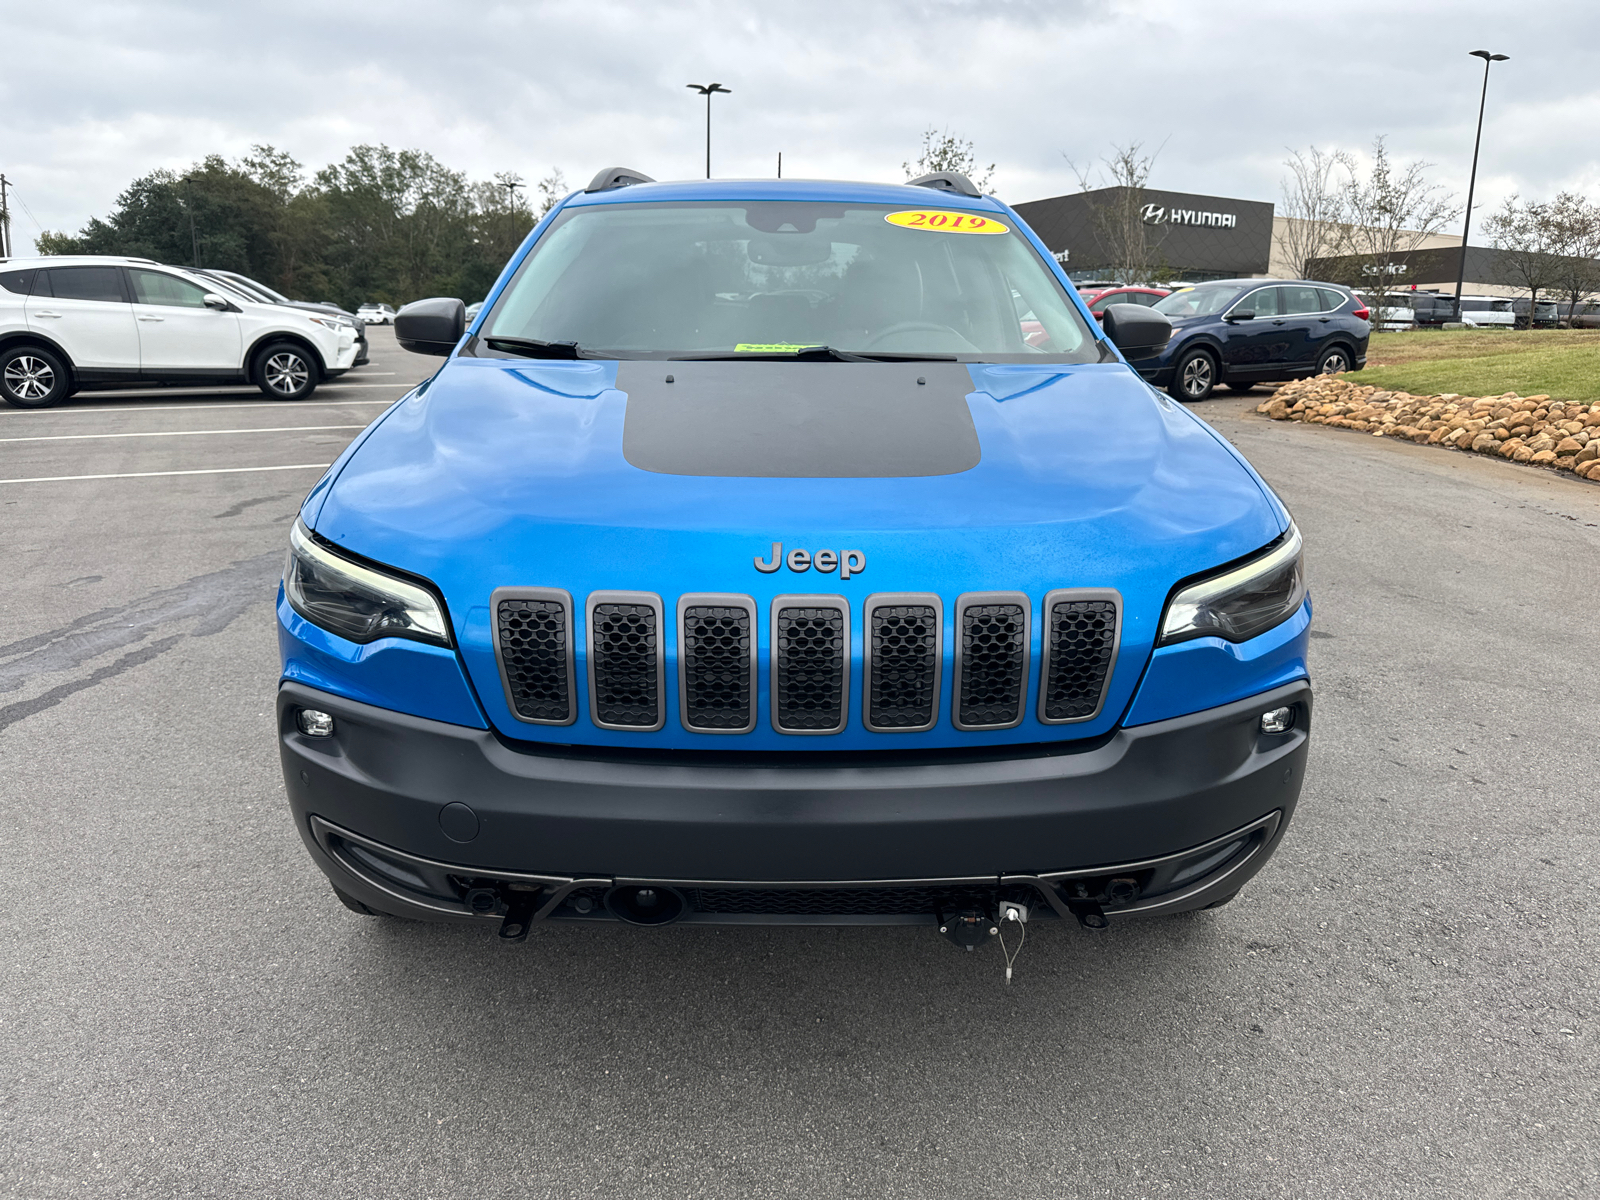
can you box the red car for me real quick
[1078,286,1171,321]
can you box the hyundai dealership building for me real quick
[1012,185,1507,291]
[1013,186,1278,282]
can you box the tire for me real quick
[1315,345,1353,376]
[1168,348,1217,401]
[0,345,72,409]
[254,341,321,401]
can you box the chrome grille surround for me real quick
[491,586,576,726]
[862,592,943,733]
[771,594,850,735]
[952,591,1031,731]
[585,591,665,732]
[677,593,758,734]
[1038,588,1121,724]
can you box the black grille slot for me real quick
[681,602,753,730]
[685,885,993,917]
[774,603,847,732]
[867,600,939,730]
[589,598,661,729]
[496,595,572,724]
[956,597,1028,729]
[1042,597,1118,722]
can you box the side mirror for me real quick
[202,293,232,311]
[395,297,466,356]
[1101,303,1172,361]
[1225,310,1255,322]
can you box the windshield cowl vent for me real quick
[906,171,982,198]
[585,166,656,193]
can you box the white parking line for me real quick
[0,425,365,444]
[0,399,395,418]
[0,463,332,485]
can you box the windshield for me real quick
[1152,285,1243,319]
[479,200,1098,360]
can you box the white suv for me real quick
[0,256,358,408]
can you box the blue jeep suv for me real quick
[1141,279,1371,401]
[276,169,1312,941]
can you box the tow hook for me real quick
[496,888,541,942]
[1066,898,1109,930]
[938,908,998,950]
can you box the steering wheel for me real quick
[860,320,966,350]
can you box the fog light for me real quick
[1260,706,1294,734]
[297,708,335,737]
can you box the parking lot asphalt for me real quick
[2,338,1596,1199]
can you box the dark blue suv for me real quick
[1136,279,1370,401]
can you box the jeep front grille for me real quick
[954,592,1030,730]
[864,594,942,732]
[587,592,664,731]
[494,588,575,725]
[1040,590,1120,723]
[772,597,848,734]
[678,595,756,733]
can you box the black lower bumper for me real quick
[277,679,1310,926]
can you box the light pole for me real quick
[686,83,731,178]
[1454,49,1509,319]
[499,178,524,207]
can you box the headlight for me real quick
[284,520,449,646]
[308,315,350,331]
[1158,525,1305,646]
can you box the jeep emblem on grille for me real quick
[754,543,865,579]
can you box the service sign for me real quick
[885,210,1009,235]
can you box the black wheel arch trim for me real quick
[246,331,330,373]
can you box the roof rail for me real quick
[585,167,656,194]
[906,171,982,198]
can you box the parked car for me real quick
[1143,279,1370,400]
[464,300,485,324]
[357,303,396,325]
[277,168,1311,937]
[1456,296,1516,328]
[192,268,368,366]
[1406,291,1458,328]
[1510,298,1561,329]
[1079,285,1170,321]
[0,255,357,407]
[1561,300,1600,329]
[1354,292,1416,332]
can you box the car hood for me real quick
[306,356,1286,747]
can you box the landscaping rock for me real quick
[1255,377,1600,482]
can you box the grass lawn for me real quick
[1355,329,1600,403]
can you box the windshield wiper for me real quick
[670,345,957,363]
[484,335,604,360]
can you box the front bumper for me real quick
[278,677,1311,926]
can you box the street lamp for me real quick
[686,82,731,179]
[499,178,524,206]
[1453,49,1509,319]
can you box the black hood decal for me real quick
[618,361,981,478]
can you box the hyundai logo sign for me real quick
[1142,202,1238,229]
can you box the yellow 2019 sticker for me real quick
[885,210,1008,234]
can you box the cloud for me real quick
[1,0,1594,253]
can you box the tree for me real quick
[1337,137,1458,295]
[1546,192,1600,320]
[1064,141,1168,284]
[35,144,570,309]
[1484,196,1565,328]
[1276,146,1354,279]
[903,128,993,192]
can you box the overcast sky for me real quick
[2,0,1596,254]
